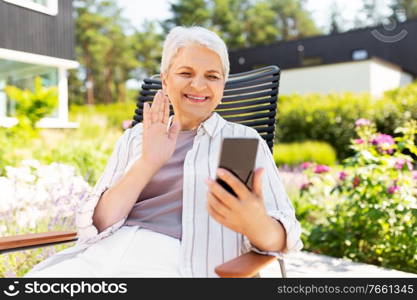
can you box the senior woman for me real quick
[25,26,302,278]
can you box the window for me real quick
[352,49,368,61]
[3,0,58,15]
[0,59,58,118]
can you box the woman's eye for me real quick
[180,72,191,76]
[208,75,219,80]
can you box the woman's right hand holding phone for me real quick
[141,90,180,171]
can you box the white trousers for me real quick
[24,226,182,278]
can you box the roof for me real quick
[229,18,417,77]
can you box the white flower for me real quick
[21,159,41,169]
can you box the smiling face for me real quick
[161,43,225,131]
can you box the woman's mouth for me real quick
[184,94,209,103]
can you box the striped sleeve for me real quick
[75,127,135,245]
[243,128,303,257]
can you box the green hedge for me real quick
[274,141,337,166]
[69,101,137,129]
[276,82,417,160]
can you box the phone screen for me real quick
[216,138,259,197]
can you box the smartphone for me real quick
[215,138,259,197]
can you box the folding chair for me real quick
[0,65,286,278]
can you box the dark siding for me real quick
[230,19,417,77]
[0,0,75,60]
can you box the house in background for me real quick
[0,0,78,128]
[229,18,417,97]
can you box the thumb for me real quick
[252,168,264,199]
[168,121,180,140]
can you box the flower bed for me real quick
[0,160,91,277]
[294,119,417,273]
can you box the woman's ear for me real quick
[160,73,167,91]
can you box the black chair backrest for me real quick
[133,65,280,153]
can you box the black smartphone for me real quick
[215,138,259,197]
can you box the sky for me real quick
[117,0,393,33]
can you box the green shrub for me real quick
[277,92,375,159]
[276,82,417,160]
[0,103,128,185]
[69,101,136,129]
[274,141,337,166]
[4,77,58,134]
[298,119,417,273]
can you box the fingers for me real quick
[206,191,230,218]
[162,91,170,124]
[252,168,264,198]
[150,90,162,123]
[215,168,250,200]
[168,120,180,140]
[205,177,239,209]
[143,101,150,129]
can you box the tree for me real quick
[390,0,417,21]
[131,21,164,79]
[329,2,343,34]
[269,0,319,40]
[163,0,320,48]
[362,0,389,26]
[71,0,139,104]
[245,1,280,46]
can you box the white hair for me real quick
[161,26,230,82]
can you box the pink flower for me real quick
[300,182,313,190]
[355,118,371,127]
[395,158,406,170]
[300,162,312,170]
[354,139,364,144]
[372,134,395,155]
[387,185,400,194]
[394,158,413,171]
[412,171,417,180]
[314,165,330,174]
[339,171,348,180]
[371,134,395,146]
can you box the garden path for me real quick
[260,251,417,277]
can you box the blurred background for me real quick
[0,0,416,277]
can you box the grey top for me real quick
[123,129,197,240]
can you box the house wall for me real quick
[279,59,412,97]
[0,0,75,60]
[370,60,412,97]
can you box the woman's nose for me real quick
[190,76,207,91]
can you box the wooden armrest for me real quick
[215,251,276,278]
[0,231,78,253]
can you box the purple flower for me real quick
[354,139,364,144]
[314,165,330,174]
[355,118,371,127]
[387,185,400,194]
[371,134,395,146]
[339,171,348,180]
[300,162,312,170]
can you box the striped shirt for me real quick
[75,112,303,277]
